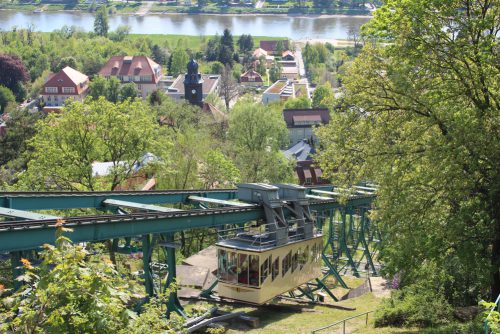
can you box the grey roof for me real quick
[283,140,312,162]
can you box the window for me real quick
[45,87,57,93]
[292,250,298,273]
[272,256,279,281]
[238,254,248,285]
[249,255,259,287]
[260,255,271,285]
[282,251,291,277]
[218,249,237,283]
[140,75,151,82]
[62,87,75,94]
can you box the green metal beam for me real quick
[0,189,239,211]
[0,208,265,252]
[188,195,255,207]
[0,207,60,220]
[103,199,184,213]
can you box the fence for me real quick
[311,311,374,334]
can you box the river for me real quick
[0,10,371,39]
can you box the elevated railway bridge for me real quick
[0,184,380,314]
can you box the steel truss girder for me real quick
[188,195,255,207]
[0,207,60,220]
[103,199,184,213]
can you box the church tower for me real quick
[183,59,204,106]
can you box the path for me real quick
[294,44,306,77]
[136,1,153,16]
[369,277,391,298]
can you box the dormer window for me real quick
[62,87,75,93]
[45,87,58,93]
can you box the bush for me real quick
[375,284,454,328]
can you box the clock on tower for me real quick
[184,59,204,106]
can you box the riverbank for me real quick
[0,1,372,16]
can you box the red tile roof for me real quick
[283,108,330,128]
[240,70,263,83]
[259,40,289,53]
[43,67,89,95]
[99,56,161,84]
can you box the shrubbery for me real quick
[374,284,454,328]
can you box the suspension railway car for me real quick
[216,234,323,304]
[215,183,323,304]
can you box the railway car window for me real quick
[304,245,310,264]
[292,250,299,273]
[238,254,249,285]
[260,255,271,285]
[227,251,237,283]
[272,256,279,281]
[312,243,316,262]
[282,251,291,277]
[218,249,228,281]
[249,255,259,287]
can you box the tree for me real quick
[316,0,500,304]
[199,149,240,189]
[255,56,267,76]
[218,28,234,66]
[0,54,29,101]
[284,96,312,109]
[0,226,179,333]
[53,56,78,72]
[0,85,15,114]
[219,64,239,111]
[89,76,121,102]
[269,60,282,82]
[120,82,139,101]
[210,61,225,75]
[237,34,254,53]
[312,82,334,108]
[275,40,285,55]
[205,35,220,62]
[94,5,109,37]
[17,97,160,191]
[170,47,189,76]
[109,25,130,42]
[151,44,167,66]
[228,97,293,183]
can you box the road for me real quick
[294,45,306,78]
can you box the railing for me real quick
[311,311,374,334]
[484,294,500,334]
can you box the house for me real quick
[262,79,310,104]
[164,73,220,102]
[282,50,295,61]
[240,70,264,86]
[99,56,162,98]
[260,40,289,55]
[41,66,89,111]
[282,108,330,145]
[280,66,300,80]
[282,140,327,185]
[262,80,290,104]
[253,48,275,67]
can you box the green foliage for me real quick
[210,61,225,74]
[0,54,29,101]
[284,96,312,109]
[228,97,293,183]
[89,76,121,102]
[312,81,334,108]
[0,227,179,333]
[219,28,235,66]
[120,82,140,101]
[94,5,109,36]
[375,284,453,328]
[170,47,189,76]
[480,300,500,334]
[237,34,254,53]
[275,40,285,55]
[316,0,500,304]
[109,25,131,42]
[0,85,15,114]
[200,149,240,189]
[269,60,282,83]
[17,97,159,191]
